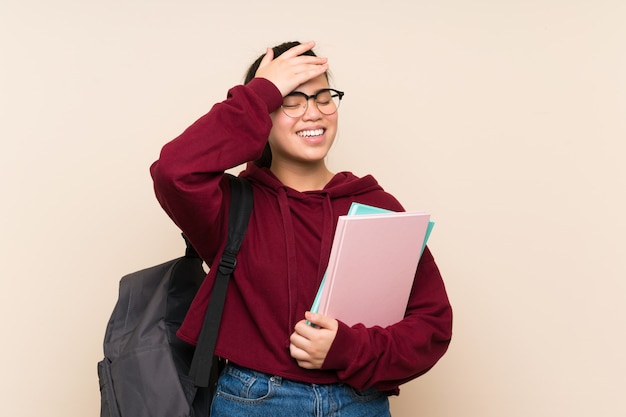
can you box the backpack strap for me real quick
[182,233,200,258]
[190,174,253,388]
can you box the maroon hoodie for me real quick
[150,78,452,393]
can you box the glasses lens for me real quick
[315,90,341,115]
[282,94,306,117]
[281,89,343,118]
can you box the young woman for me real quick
[151,41,452,417]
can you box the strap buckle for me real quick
[218,252,237,275]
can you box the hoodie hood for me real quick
[240,162,384,200]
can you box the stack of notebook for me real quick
[310,202,434,327]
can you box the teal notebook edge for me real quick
[309,202,434,317]
[347,203,435,255]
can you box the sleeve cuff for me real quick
[321,320,364,370]
[245,77,283,113]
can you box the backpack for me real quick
[98,175,253,417]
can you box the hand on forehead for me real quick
[255,41,329,97]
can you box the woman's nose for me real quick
[301,99,322,120]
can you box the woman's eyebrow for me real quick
[286,88,329,97]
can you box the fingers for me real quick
[257,47,274,70]
[289,331,323,369]
[279,40,317,59]
[305,311,337,331]
[254,41,329,97]
[289,332,314,368]
[289,313,338,369]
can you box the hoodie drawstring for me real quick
[277,188,298,335]
[277,188,335,337]
[317,195,334,280]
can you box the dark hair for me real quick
[245,41,322,168]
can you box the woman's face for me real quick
[268,74,338,169]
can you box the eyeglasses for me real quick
[281,88,345,118]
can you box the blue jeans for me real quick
[210,363,391,417]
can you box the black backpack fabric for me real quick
[98,175,253,417]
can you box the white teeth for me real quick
[297,129,324,138]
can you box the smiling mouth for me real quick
[296,128,325,138]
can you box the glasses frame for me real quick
[281,88,345,118]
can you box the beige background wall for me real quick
[1,1,625,416]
